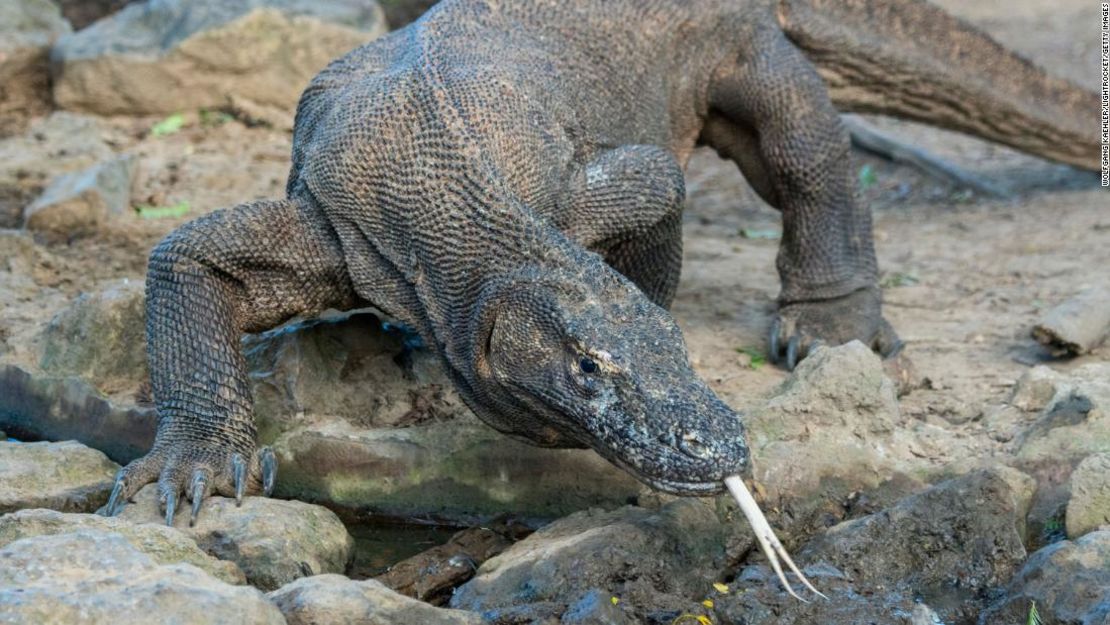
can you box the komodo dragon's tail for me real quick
[777,0,1099,171]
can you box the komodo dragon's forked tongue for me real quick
[724,475,827,601]
[778,0,1099,171]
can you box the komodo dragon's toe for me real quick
[770,287,903,370]
[103,444,276,526]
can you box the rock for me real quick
[450,499,736,621]
[269,574,484,625]
[1012,363,1110,464]
[0,362,157,465]
[0,439,118,514]
[0,530,285,624]
[54,0,135,30]
[245,311,468,443]
[273,414,644,523]
[743,341,911,531]
[1066,452,1110,538]
[0,508,244,584]
[52,0,388,116]
[376,516,529,604]
[114,484,353,591]
[22,154,137,239]
[712,567,926,625]
[0,112,116,228]
[39,278,147,394]
[0,0,71,137]
[798,467,1034,624]
[978,529,1110,625]
[560,589,638,625]
[1032,287,1110,356]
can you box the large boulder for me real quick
[51,0,388,117]
[1066,452,1110,538]
[0,508,245,584]
[114,484,353,591]
[978,529,1110,625]
[0,439,118,514]
[0,530,285,624]
[0,0,70,137]
[269,574,484,625]
[39,278,147,393]
[22,154,137,240]
[450,499,740,622]
[273,415,644,522]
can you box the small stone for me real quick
[22,154,137,239]
[0,530,284,624]
[268,574,484,625]
[1066,452,1110,538]
[114,484,353,591]
[0,439,118,514]
[0,508,245,584]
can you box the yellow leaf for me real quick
[697,617,713,625]
[610,596,619,605]
[702,599,714,608]
[712,583,730,594]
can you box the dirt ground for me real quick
[1,0,1105,493]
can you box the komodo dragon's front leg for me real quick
[104,197,361,524]
[701,28,901,369]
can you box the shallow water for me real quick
[346,522,459,579]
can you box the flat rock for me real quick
[450,499,736,621]
[0,530,284,624]
[115,484,353,591]
[0,508,244,584]
[798,467,1034,624]
[23,154,137,239]
[273,415,644,523]
[0,0,70,136]
[0,362,157,465]
[978,529,1110,625]
[269,574,484,625]
[39,277,147,394]
[1032,287,1110,355]
[1066,452,1110,538]
[0,439,118,514]
[52,0,388,116]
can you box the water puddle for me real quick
[346,521,460,579]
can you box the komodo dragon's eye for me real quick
[578,357,598,374]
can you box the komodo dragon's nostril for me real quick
[678,432,713,459]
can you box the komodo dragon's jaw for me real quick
[471,273,751,495]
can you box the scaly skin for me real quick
[105,0,1099,521]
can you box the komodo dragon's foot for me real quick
[103,441,276,526]
[770,286,903,370]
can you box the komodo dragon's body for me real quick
[105,0,1098,589]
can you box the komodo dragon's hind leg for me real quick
[702,28,901,369]
[558,144,686,309]
[105,196,362,525]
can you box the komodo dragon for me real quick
[104,0,1098,598]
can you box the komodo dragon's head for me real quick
[473,270,824,600]
[477,275,750,495]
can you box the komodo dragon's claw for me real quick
[189,470,208,527]
[260,447,277,497]
[162,490,176,527]
[232,453,248,506]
